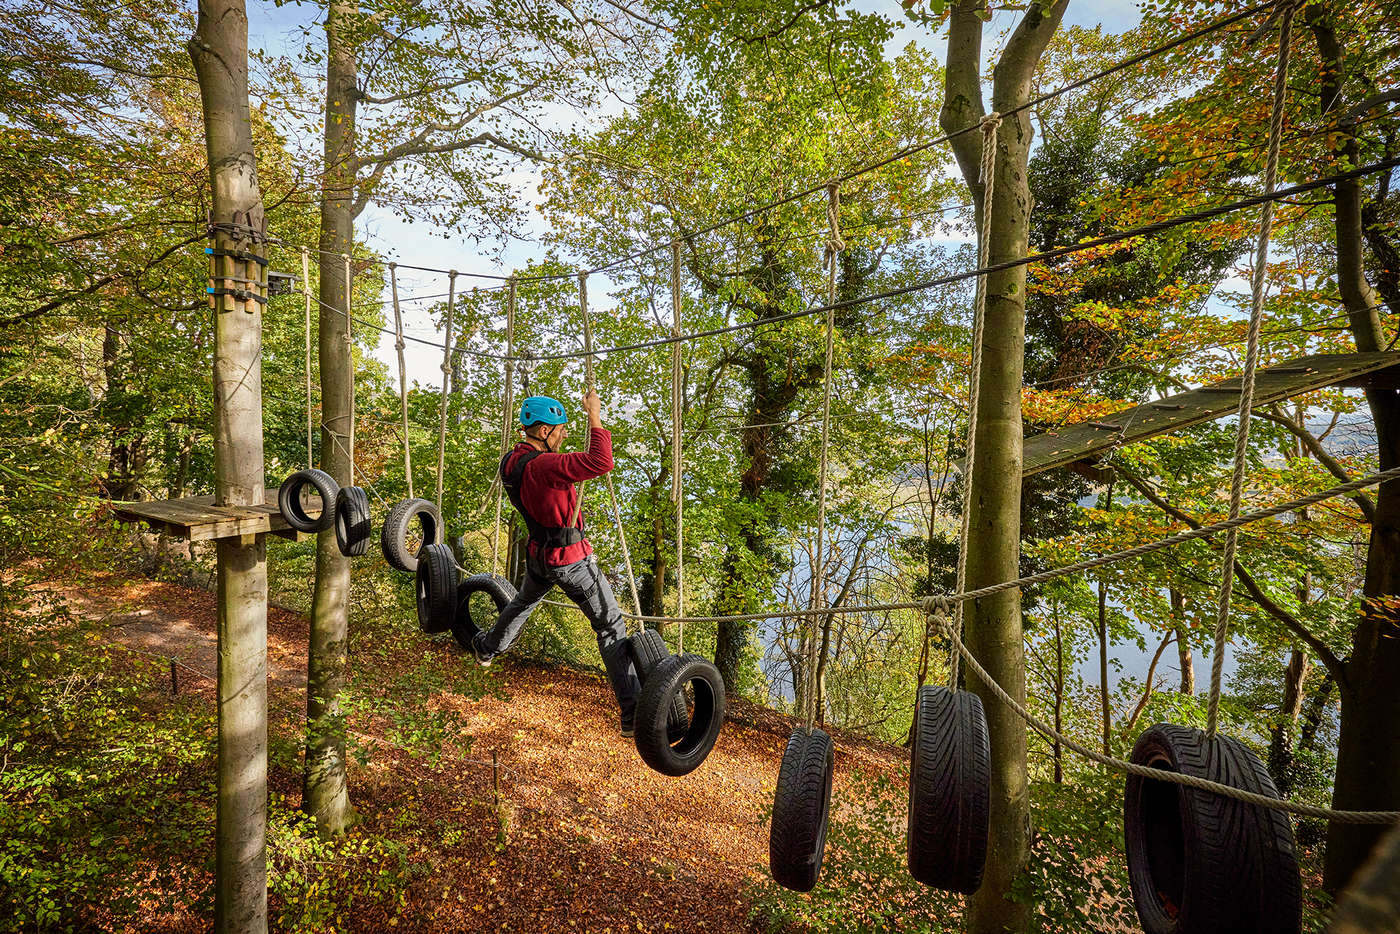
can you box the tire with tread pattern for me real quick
[1124,722,1301,934]
[277,469,338,533]
[634,652,724,776]
[451,573,516,650]
[627,629,688,738]
[769,727,834,892]
[415,543,457,634]
[906,684,989,893]
[380,498,443,573]
[334,486,371,556]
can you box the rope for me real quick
[301,248,313,470]
[1208,5,1294,737]
[671,241,685,652]
[343,253,356,466]
[930,608,1396,823]
[435,271,457,507]
[949,112,1002,689]
[492,279,518,578]
[308,159,1400,368]
[801,183,844,729]
[574,272,643,619]
[390,263,413,500]
[621,464,1400,626]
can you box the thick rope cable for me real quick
[574,272,644,619]
[621,464,1400,625]
[343,253,356,466]
[802,183,845,729]
[301,247,313,470]
[310,158,1400,367]
[671,241,685,653]
[930,607,1396,823]
[949,112,1002,689]
[492,279,518,578]
[1207,5,1294,737]
[435,271,457,507]
[389,263,413,500]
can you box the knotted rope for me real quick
[301,247,313,469]
[492,278,518,578]
[575,272,643,621]
[1207,4,1293,737]
[948,111,1002,689]
[389,262,413,499]
[435,270,457,507]
[671,241,686,652]
[803,182,844,729]
[343,252,356,466]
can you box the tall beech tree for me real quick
[300,0,652,833]
[188,0,270,928]
[939,2,1067,931]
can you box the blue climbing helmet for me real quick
[519,396,568,427]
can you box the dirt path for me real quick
[57,576,904,933]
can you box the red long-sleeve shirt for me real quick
[503,427,614,567]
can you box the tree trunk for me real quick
[1269,648,1310,797]
[303,0,358,836]
[1170,588,1194,694]
[940,4,1067,931]
[188,2,269,929]
[1307,3,1400,892]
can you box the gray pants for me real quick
[478,554,639,720]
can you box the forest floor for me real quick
[45,573,908,933]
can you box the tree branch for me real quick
[1115,465,1349,683]
[1258,407,1376,521]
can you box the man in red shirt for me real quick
[473,390,641,735]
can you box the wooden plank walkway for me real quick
[1020,352,1400,477]
[111,494,318,542]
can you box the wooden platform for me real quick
[1019,352,1400,477]
[111,494,319,542]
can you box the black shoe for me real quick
[620,716,635,739]
[471,633,493,668]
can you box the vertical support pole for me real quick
[670,242,685,651]
[492,278,517,577]
[389,263,412,499]
[435,270,457,507]
[302,247,313,469]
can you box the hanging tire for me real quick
[627,629,689,740]
[769,726,835,892]
[906,684,990,893]
[1124,723,1301,934]
[333,486,371,557]
[277,468,338,533]
[451,573,516,651]
[634,652,725,777]
[415,543,457,635]
[380,498,443,573]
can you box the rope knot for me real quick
[979,112,1002,135]
[825,182,845,261]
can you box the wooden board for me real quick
[111,493,320,542]
[1017,352,1400,477]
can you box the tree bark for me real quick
[188,2,269,929]
[1170,588,1194,694]
[1307,3,1400,892]
[303,0,358,836]
[1269,648,1310,797]
[940,4,1067,931]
